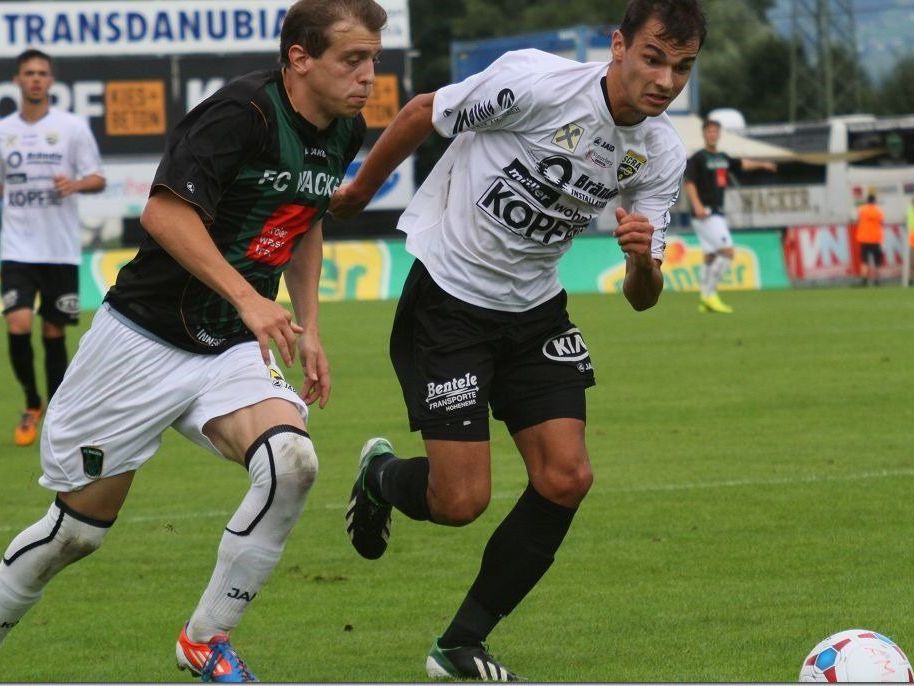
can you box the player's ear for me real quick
[611,29,626,63]
[286,44,312,76]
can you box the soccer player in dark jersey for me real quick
[333,0,706,679]
[683,118,777,313]
[0,1,385,681]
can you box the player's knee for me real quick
[429,491,489,526]
[537,460,593,506]
[261,430,319,503]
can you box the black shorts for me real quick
[390,260,596,441]
[1,261,80,325]
[860,243,884,266]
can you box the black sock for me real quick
[9,333,41,409]
[42,336,68,400]
[371,455,431,521]
[439,483,577,648]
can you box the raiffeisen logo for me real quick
[597,238,762,294]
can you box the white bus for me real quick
[726,115,914,229]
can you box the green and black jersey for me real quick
[106,69,364,354]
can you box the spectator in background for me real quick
[0,49,106,446]
[683,118,777,313]
[856,193,885,286]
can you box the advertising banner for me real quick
[79,231,791,310]
[0,0,410,57]
[784,223,906,283]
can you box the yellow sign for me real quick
[597,238,761,293]
[275,241,389,303]
[361,74,399,129]
[105,81,166,136]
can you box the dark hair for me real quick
[619,0,707,48]
[15,49,52,73]
[702,118,721,131]
[280,0,387,66]
[867,193,876,204]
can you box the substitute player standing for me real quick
[332,0,706,679]
[0,49,105,446]
[683,118,777,313]
[0,0,384,681]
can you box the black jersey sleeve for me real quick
[151,98,268,223]
[684,151,701,183]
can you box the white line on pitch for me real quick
[1,468,912,533]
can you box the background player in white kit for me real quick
[0,49,105,446]
[332,0,706,679]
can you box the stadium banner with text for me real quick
[78,231,789,310]
[783,223,907,283]
[0,0,410,57]
[0,51,408,157]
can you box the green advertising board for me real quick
[78,230,789,310]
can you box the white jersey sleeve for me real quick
[431,50,543,138]
[619,121,687,261]
[71,116,104,180]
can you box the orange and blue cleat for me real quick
[13,407,42,447]
[176,623,257,682]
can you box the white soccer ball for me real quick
[799,629,914,682]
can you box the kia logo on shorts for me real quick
[55,294,80,315]
[542,328,589,362]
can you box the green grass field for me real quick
[1,286,913,682]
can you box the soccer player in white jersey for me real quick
[0,49,105,447]
[332,0,706,679]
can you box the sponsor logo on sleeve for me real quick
[617,150,647,180]
[450,88,521,135]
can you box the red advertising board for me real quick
[784,223,906,282]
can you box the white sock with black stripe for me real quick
[0,498,113,644]
[186,426,317,642]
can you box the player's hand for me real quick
[298,329,331,408]
[695,205,711,219]
[237,293,303,367]
[614,208,655,269]
[329,183,372,219]
[53,175,79,198]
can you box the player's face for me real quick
[14,58,53,106]
[611,17,699,120]
[703,123,721,148]
[297,20,382,122]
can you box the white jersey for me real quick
[398,49,686,311]
[0,107,103,265]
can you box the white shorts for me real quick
[39,305,308,492]
[691,214,733,253]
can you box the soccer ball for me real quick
[799,629,914,682]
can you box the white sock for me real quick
[700,261,714,297]
[707,254,733,294]
[0,500,112,644]
[186,427,317,642]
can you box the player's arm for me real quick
[740,158,777,173]
[284,219,330,408]
[683,179,708,218]
[140,190,301,366]
[54,173,105,198]
[331,93,435,218]
[615,207,663,310]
